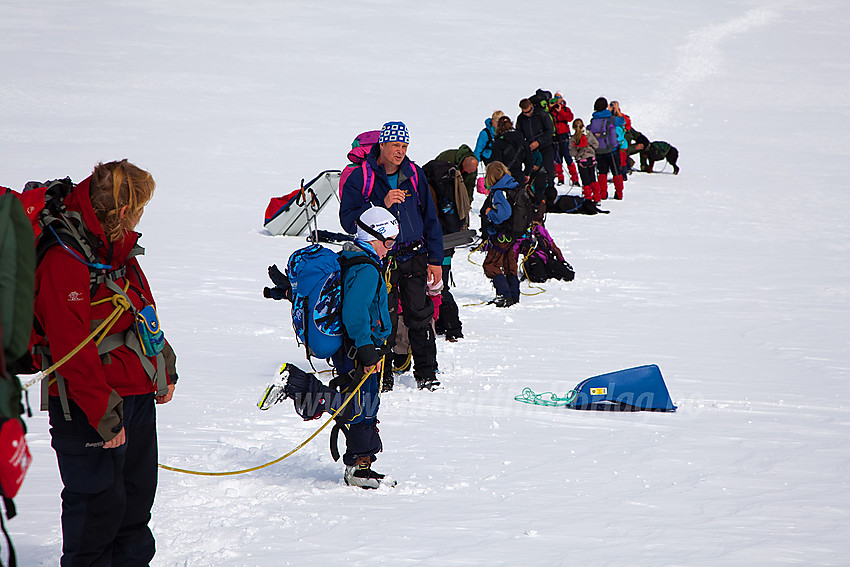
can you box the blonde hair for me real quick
[572,118,585,146]
[89,160,155,242]
[484,161,511,188]
[491,110,505,124]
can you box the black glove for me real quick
[263,286,290,300]
[268,264,289,287]
[264,264,292,300]
[355,344,381,367]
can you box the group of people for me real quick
[297,97,681,491]
[0,91,682,564]
[474,91,680,204]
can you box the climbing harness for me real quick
[22,282,132,391]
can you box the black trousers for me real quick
[49,394,157,567]
[538,143,556,191]
[595,151,620,176]
[435,252,462,339]
[387,252,437,379]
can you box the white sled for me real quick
[264,170,341,237]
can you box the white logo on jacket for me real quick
[67,291,84,302]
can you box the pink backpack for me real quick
[339,130,380,197]
[339,130,421,204]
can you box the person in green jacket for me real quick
[436,144,479,201]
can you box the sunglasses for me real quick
[382,237,396,249]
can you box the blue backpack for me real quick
[286,244,380,361]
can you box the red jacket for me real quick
[550,104,575,135]
[32,176,176,440]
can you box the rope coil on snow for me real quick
[514,387,577,407]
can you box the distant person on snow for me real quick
[473,110,504,165]
[516,98,557,209]
[339,121,444,392]
[436,144,479,202]
[588,96,626,200]
[569,118,600,202]
[549,93,580,186]
[609,100,631,180]
[490,115,534,187]
[480,161,522,307]
[422,157,469,343]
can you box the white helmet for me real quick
[356,206,399,243]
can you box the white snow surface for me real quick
[3,1,850,565]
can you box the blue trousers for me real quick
[331,351,382,466]
[49,394,157,567]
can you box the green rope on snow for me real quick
[514,387,577,407]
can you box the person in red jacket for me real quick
[33,160,178,566]
[549,93,580,186]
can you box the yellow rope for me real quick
[22,287,132,390]
[158,368,375,477]
[519,252,547,297]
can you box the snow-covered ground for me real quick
[3,1,849,565]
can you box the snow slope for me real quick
[2,0,849,565]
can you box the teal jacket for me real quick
[339,242,391,349]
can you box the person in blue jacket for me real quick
[339,121,444,391]
[473,110,504,164]
[332,206,399,489]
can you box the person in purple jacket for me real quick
[339,121,444,391]
[587,97,625,200]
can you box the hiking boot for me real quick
[344,458,396,490]
[492,296,514,308]
[445,329,463,342]
[415,374,441,391]
[380,361,394,393]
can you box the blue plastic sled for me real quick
[566,364,677,412]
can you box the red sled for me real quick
[263,170,340,236]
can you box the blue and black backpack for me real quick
[282,244,381,362]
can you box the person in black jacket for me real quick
[516,98,556,208]
[490,116,533,187]
[422,159,465,342]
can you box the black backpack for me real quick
[529,88,553,111]
[480,182,533,238]
[422,159,463,234]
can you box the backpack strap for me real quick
[0,497,18,566]
[360,161,421,207]
[360,161,375,200]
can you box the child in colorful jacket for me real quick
[480,161,520,307]
[569,118,600,201]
